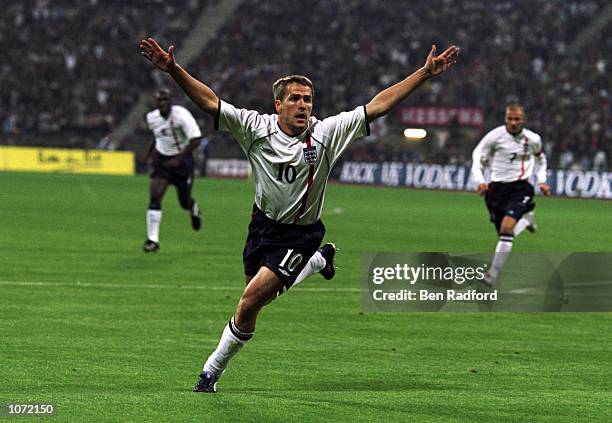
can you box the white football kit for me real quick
[146,105,202,156]
[471,125,547,185]
[215,100,370,224]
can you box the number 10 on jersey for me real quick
[276,163,297,183]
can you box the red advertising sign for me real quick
[399,107,484,127]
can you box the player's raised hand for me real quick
[424,45,460,77]
[140,37,176,72]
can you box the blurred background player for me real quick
[143,89,203,252]
[471,102,551,284]
[140,36,459,392]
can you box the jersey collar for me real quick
[505,127,524,140]
[276,118,312,142]
[159,107,173,120]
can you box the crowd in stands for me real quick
[194,0,610,171]
[1,0,609,171]
[0,0,205,148]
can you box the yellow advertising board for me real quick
[0,146,134,175]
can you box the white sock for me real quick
[514,212,533,236]
[146,209,162,243]
[191,201,200,216]
[202,317,253,376]
[489,234,513,279]
[293,251,326,287]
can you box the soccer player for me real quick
[143,89,204,253]
[140,37,459,392]
[471,103,551,284]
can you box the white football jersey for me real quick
[146,105,202,156]
[471,125,547,184]
[216,100,369,224]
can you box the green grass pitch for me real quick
[1,171,611,422]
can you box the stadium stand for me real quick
[190,0,610,170]
[1,0,609,170]
[0,0,208,149]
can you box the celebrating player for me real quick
[471,102,550,284]
[140,37,459,392]
[143,89,203,252]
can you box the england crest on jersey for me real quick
[303,146,317,165]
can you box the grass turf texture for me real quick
[1,171,611,422]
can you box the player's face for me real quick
[157,95,171,116]
[505,108,525,135]
[275,83,313,136]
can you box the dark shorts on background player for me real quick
[485,180,535,231]
[150,151,195,189]
[243,205,325,288]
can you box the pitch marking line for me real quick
[507,280,612,294]
[2,280,608,296]
[323,207,344,216]
[0,280,361,293]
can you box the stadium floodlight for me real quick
[403,128,427,139]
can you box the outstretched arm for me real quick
[140,38,219,116]
[365,45,460,122]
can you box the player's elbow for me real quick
[199,94,219,116]
[365,101,387,122]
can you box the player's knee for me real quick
[500,221,515,234]
[499,216,517,235]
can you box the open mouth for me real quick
[296,113,307,122]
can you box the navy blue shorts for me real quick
[243,205,325,288]
[485,180,535,232]
[150,151,195,190]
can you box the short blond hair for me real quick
[505,102,525,114]
[272,75,314,101]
